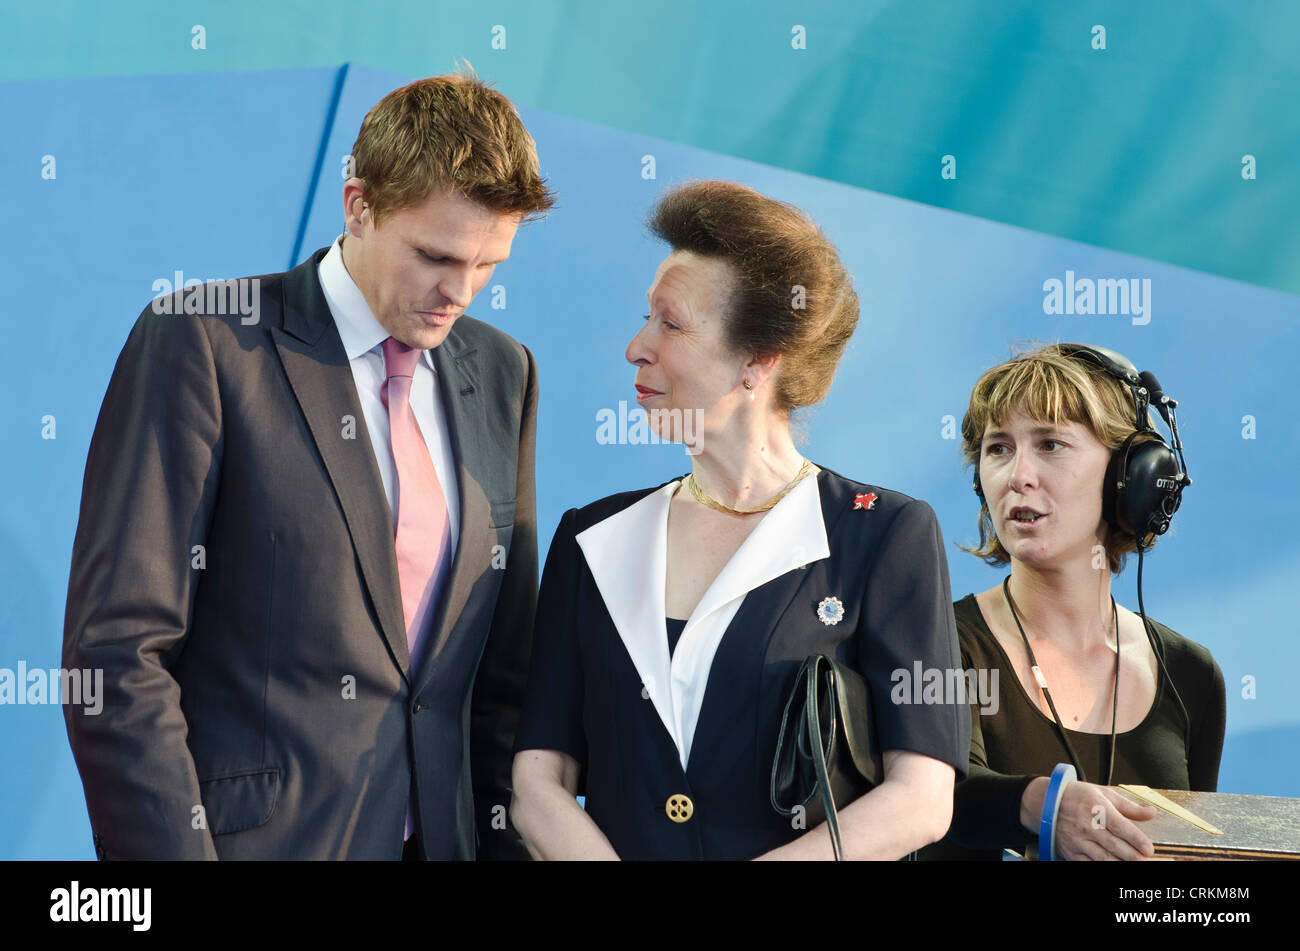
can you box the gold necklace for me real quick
[684,458,815,516]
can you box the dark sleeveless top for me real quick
[923,593,1226,860]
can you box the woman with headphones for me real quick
[927,343,1226,861]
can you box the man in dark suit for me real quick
[61,71,554,859]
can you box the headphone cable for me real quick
[1136,547,1192,753]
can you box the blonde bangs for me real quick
[981,358,1097,436]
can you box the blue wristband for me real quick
[1038,763,1077,862]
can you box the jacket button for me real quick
[665,794,694,823]
[412,700,426,714]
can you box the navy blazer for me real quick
[515,465,970,860]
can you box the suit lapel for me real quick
[414,335,491,691]
[576,482,680,753]
[271,249,412,681]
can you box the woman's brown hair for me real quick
[647,180,859,413]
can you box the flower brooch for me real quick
[817,596,845,626]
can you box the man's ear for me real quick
[343,179,369,234]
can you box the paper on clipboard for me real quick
[1119,784,1224,836]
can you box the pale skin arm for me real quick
[1019,777,1157,861]
[753,750,955,861]
[510,749,621,860]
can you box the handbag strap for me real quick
[805,660,846,861]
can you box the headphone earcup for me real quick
[1122,438,1182,542]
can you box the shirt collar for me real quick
[318,235,436,372]
[576,471,830,627]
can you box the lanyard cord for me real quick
[1001,576,1120,786]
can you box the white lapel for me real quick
[576,481,680,755]
[576,473,830,771]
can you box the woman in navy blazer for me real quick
[510,181,970,860]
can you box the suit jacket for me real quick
[513,466,970,860]
[62,245,538,860]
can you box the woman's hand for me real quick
[1020,777,1158,860]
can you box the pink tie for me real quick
[380,336,452,675]
[380,337,452,845]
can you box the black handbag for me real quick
[770,653,883,860]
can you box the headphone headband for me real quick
[1054,343,1152,432]
[1054,343,1142,388]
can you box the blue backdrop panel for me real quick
[0,67,340,859]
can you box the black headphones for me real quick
[972,343,1192,551]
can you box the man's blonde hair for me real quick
[349,66,555,225]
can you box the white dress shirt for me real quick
[317,235,461,554]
